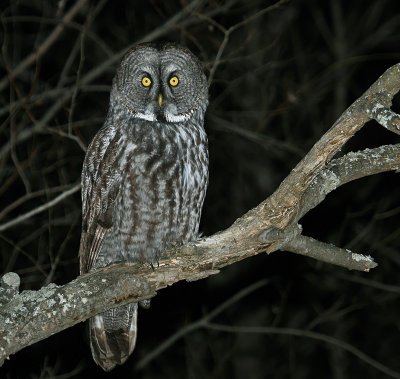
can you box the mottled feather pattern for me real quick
[89,303,138,372]
[79,43,208,371]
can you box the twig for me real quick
[207,0,291,85]
[0,183,80,232]
[209,114,305,157]
[284,235,376,271]
[67,3,92,135]
[0,183,79,221]
[135,279,269,369]
[335,273,400,294]
[0,85,110,119]
[367,104,400,135]
[42,214,81,286]
[9,95,32,194]
[1,16,114,59]
[205,324,400,379]
[0,0,89,92]
[42,126,87,152]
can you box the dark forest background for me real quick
[1,0,400,378]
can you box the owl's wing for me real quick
[79,130,122,274]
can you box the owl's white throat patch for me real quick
[135,111,157,122]
[165,112,191,123]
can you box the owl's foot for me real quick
[148,257,159,271]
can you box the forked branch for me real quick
[0,63,400,367]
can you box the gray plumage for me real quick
[79,43,209,371]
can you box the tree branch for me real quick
[367,102,400,136]
[259,63,400,231]
[298,143,400,220]
[1,63,399,367]
[284,234,376,271]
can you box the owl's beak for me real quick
[158,94,163,107]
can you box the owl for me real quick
[79,43,209,371]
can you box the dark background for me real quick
[1,0,400,378]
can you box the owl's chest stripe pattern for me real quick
[89,119,208,268]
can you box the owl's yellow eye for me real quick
[141,77,152,87]
[169,76,179,87]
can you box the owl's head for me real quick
[113,43,208,123]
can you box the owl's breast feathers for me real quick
[80,117,208,273]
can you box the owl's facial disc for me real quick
[116,44,207,123]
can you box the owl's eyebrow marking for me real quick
[140,65,156,76]
[166,64,179,72]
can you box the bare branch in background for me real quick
[0,184,80,232]
[0,0,89,91]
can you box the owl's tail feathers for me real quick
[89,302,138,372]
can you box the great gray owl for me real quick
[79,42,208,371]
